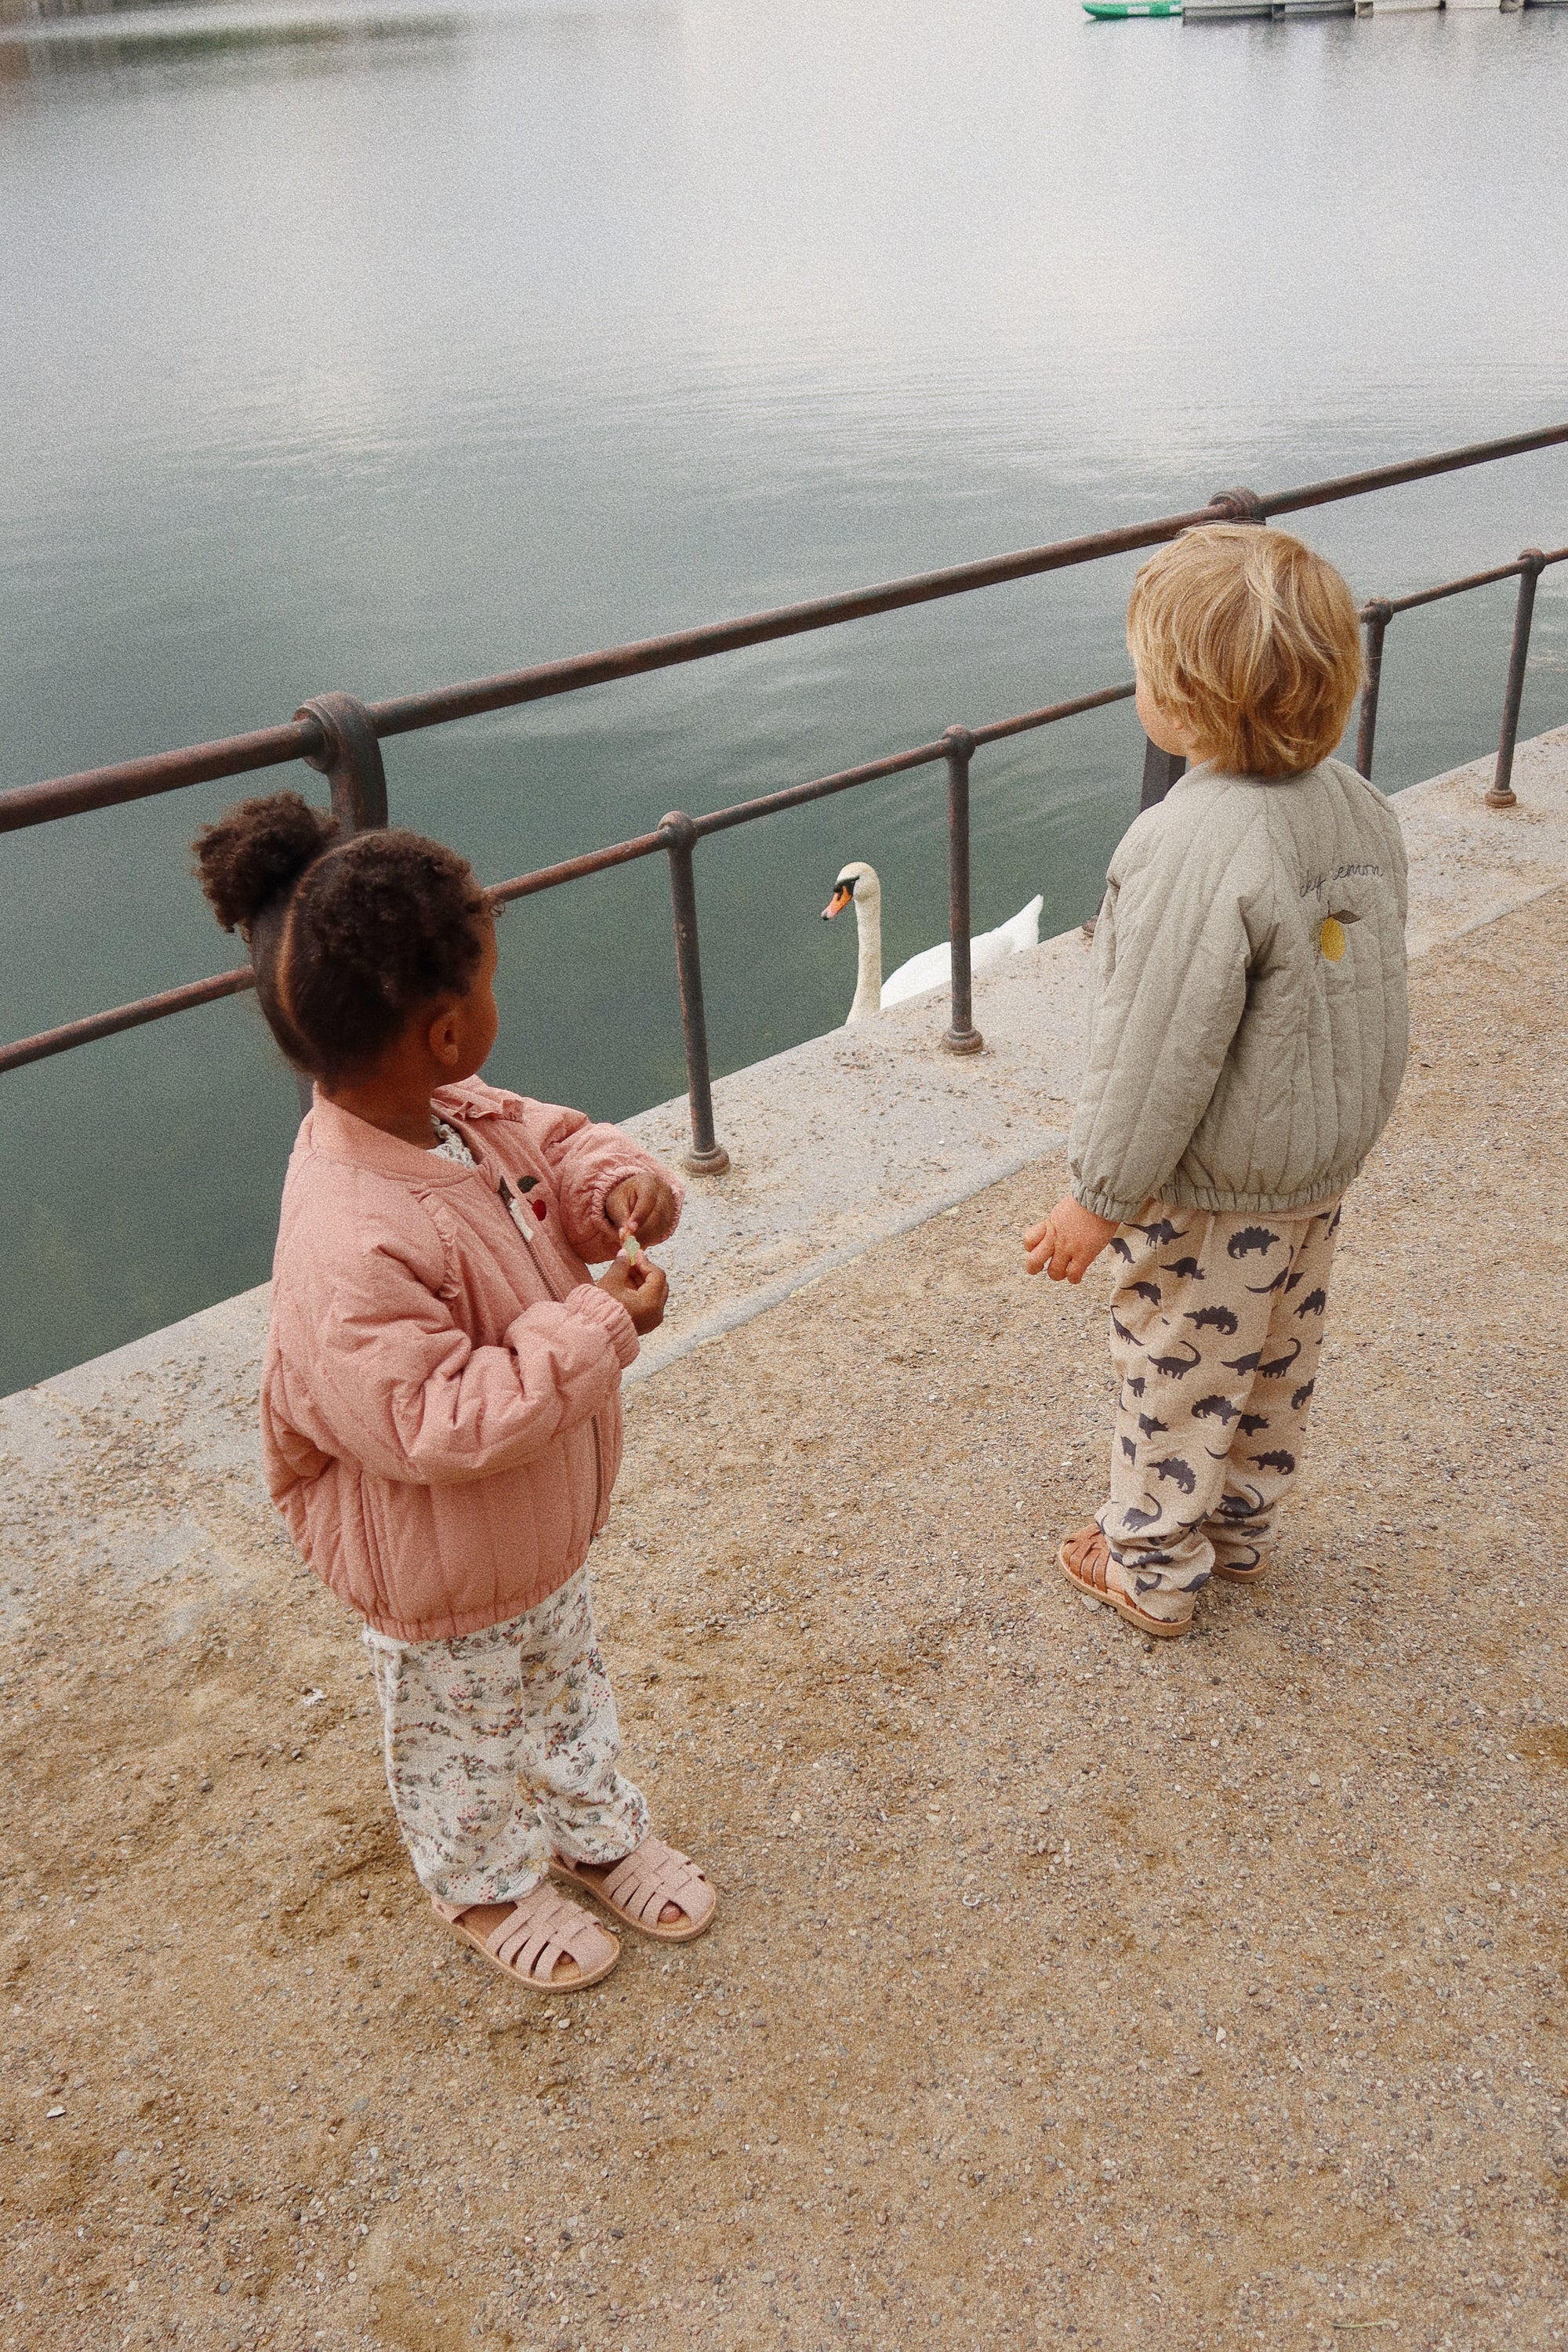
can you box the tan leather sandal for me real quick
[553,1835,716,1944]
[432,1884,619,1991]
[1058,1523,1192,1640]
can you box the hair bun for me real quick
[192,790,339,935]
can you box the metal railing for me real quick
[2,422,1564,1172]
[1354,543,1568,800]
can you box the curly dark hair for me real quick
[191,791,491,1083]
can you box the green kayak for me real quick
[1082,1,1181,16]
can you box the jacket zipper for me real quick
[499,1175,607,1526]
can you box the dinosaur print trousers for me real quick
[362,1566,649,1910]
[1098,1199,1343,1617]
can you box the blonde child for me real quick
[1025,525,1407,1639]
[194,793,713,1987]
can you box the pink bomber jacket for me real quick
[260,1079,682,1641]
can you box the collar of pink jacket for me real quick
[304,1083,509,1184]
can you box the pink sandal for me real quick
[432,1884,619,1991]
[1058,1523,1192,1640]
[553,1835,716,1944]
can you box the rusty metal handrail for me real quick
[1353,541,1568,798]
[2,423,1566,1171]
[484,682,1136,907]
[0,683,1138,1117]
[4,420,1566,840]
[0,966,259,1077]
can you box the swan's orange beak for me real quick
[822,881,855,921]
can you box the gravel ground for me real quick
[2,886,1566,2352]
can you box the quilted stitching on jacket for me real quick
[261,1081,681,1641]
[1069,757,1408,1222]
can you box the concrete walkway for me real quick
[0,841,1563,2352]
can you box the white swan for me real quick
[821,860,1044,1025]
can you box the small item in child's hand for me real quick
[619,1226,644,1267]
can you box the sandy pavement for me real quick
[2,887,1566,2352]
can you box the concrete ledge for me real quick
[1396,723,1568,957]
[620,916,1089,1378]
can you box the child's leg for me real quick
[1099,1210,1229,1621]
[512,1566,649,1869]
[521,1573,715,1940]
[364,1617,551,1909]
[1205,1199,1342,1576]
[1100,1206,1323,1620]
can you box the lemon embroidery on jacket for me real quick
[1319,915,1347,963]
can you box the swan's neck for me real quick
[848,890,882,1022]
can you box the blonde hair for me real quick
[1127,524,1363,779]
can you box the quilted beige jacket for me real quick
[1069,757,1408,1224]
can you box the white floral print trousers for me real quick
[363,1566,649,1909]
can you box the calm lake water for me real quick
[2,0,1566,1392]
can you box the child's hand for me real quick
[604,1173,679,1248]
[1023,1196,1119,1284]
[597,1254,669,1334]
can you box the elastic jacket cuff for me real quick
[587,1160,686,1243]
[1070,1179,1143,1227]
[567,1280,640,1369]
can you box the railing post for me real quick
[1140,739,1186,810]
[940,726,983,1055]
[286,692,390,1111]
[294,691,390,835]
[659,811,730,1175]
[1487,550,1545,810]
[1355,601,1392,781]
[1138,494,1255,808]
[1208,486,1268,526]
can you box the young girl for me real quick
[194,791,714,1990]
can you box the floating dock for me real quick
[1089,0,1561,21]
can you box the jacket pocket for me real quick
[597,1399,623,1526]
[354,1467,397,1624]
